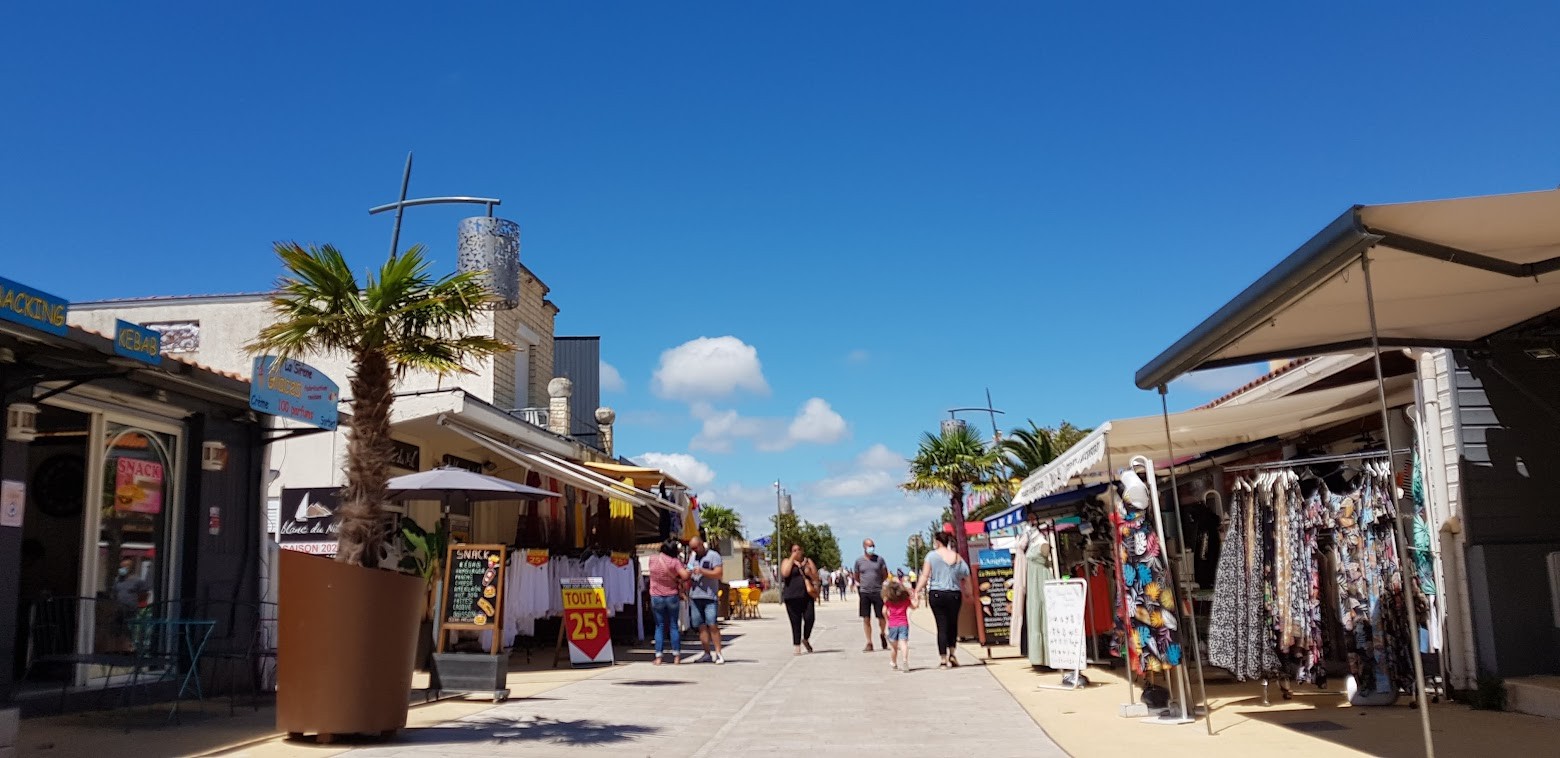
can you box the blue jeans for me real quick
[652,595,681,656]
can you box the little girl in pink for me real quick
[883,578,916,672]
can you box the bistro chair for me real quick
[197,599,278,714]
[24,595,139,712]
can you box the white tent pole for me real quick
[1160,388,1213,736]
[1135,455,1192,723]
[1105,435,1138,705]
[1361,253,1436,758]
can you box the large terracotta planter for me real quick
[277,549,424,742]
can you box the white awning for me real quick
[1014,375,1415,497]
[1137,188,1560,389]
[437,415,682,514]
[1014,424,1112,505]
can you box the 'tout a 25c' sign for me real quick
[250,356,340,431]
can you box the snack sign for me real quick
[561,577,613,666]
[114,458,164,514]
[976,548,1015,647]
[442,545,506,631]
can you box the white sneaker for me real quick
[714,653,725,665]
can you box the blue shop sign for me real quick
[977,548,1013,570]
[250,356,340,431]
[113,320,163,366]
[0,276,69,335]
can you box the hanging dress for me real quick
[1025,527,1053,667]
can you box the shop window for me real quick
[144,321,199,354]
[95,424,176,656]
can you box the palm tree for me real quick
[698,503,743,551]
[248,242,509,567]
[902,424,1003,561]
[1000,420,1094,480]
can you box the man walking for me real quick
[687,538,725,664]
[853,539,891,652]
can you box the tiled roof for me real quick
[69,325,248,383]
[73,291,274,306]
[1196,358,1314,410]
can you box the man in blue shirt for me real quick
[687,537,725,664]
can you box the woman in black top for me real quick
[781,542,819,655]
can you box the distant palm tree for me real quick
[248,242,509,567]
[903,425,1003,560]
[698,503,744,551]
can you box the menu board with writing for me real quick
[1043,579,1088,671]
[440,544,507,642]
[976,549,1015,647]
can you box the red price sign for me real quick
[560,579,613,665]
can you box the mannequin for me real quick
[1025,521,1054,667]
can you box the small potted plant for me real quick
[399,518,449,671]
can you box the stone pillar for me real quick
[546,378,572,437]
[595,407,616,457]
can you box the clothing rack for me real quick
[1221,448,1408,474]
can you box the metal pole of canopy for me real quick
[1360,253,1436,758]
[1160,388,1214,736]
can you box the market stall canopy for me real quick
[1136,188,1560,390]
[1013,375,1414,504]
[386,467,558,502]
[582,461,687,489]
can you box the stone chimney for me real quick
[546,377,572,436]
[595,407,616,456]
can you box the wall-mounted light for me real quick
[201,440,228,471]
[6,403,39,443]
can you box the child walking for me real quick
[883,578,916,672]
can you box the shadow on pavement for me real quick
[613,679,694,687]
[400,715,661,748]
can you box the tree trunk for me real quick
[338,349,395,567]
[949,484,970,564]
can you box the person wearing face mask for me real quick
[852,538,891,652]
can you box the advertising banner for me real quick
[250,356,339,431]
[1043,578,1089,671]
[113,458,164,514]
[976,548,1015,646]
[561,577,613,666]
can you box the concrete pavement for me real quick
[330,600,1066,757]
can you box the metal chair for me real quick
[24,595,140,712]
[197,599,277,714]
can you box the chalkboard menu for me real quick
[1042,578,1088,671]
[976,549,1015,647]
[440,544,507,638]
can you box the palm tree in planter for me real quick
[249,242,508,566]
[698,503,743,552]
[902,424,1003,563]
[248,241,508,742]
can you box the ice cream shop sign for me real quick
[250,356,339,431]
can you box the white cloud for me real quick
[634,452,716,490]
[1171,364,1269,395]
[599,360,626,393]
[691,398,850,453]
[813,443,905,499]
[845,349,870,365]
[652,336,769,401]
[787,398,848,445]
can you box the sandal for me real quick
[803,640,814,653]
[949,656,960,668]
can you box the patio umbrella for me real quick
[386,466,559,503]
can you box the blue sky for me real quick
[5,3,1559,570]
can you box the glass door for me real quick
[85,421,180,675]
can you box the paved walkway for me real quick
[338,600,1066,757]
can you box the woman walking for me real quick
[915,531,973,668]
[648,539,690,665]
[781,542,819,655]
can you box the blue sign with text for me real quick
[0,276,69,335]
[977,549,1014,570]
[250,356,340,431]
[113,320,163,365]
